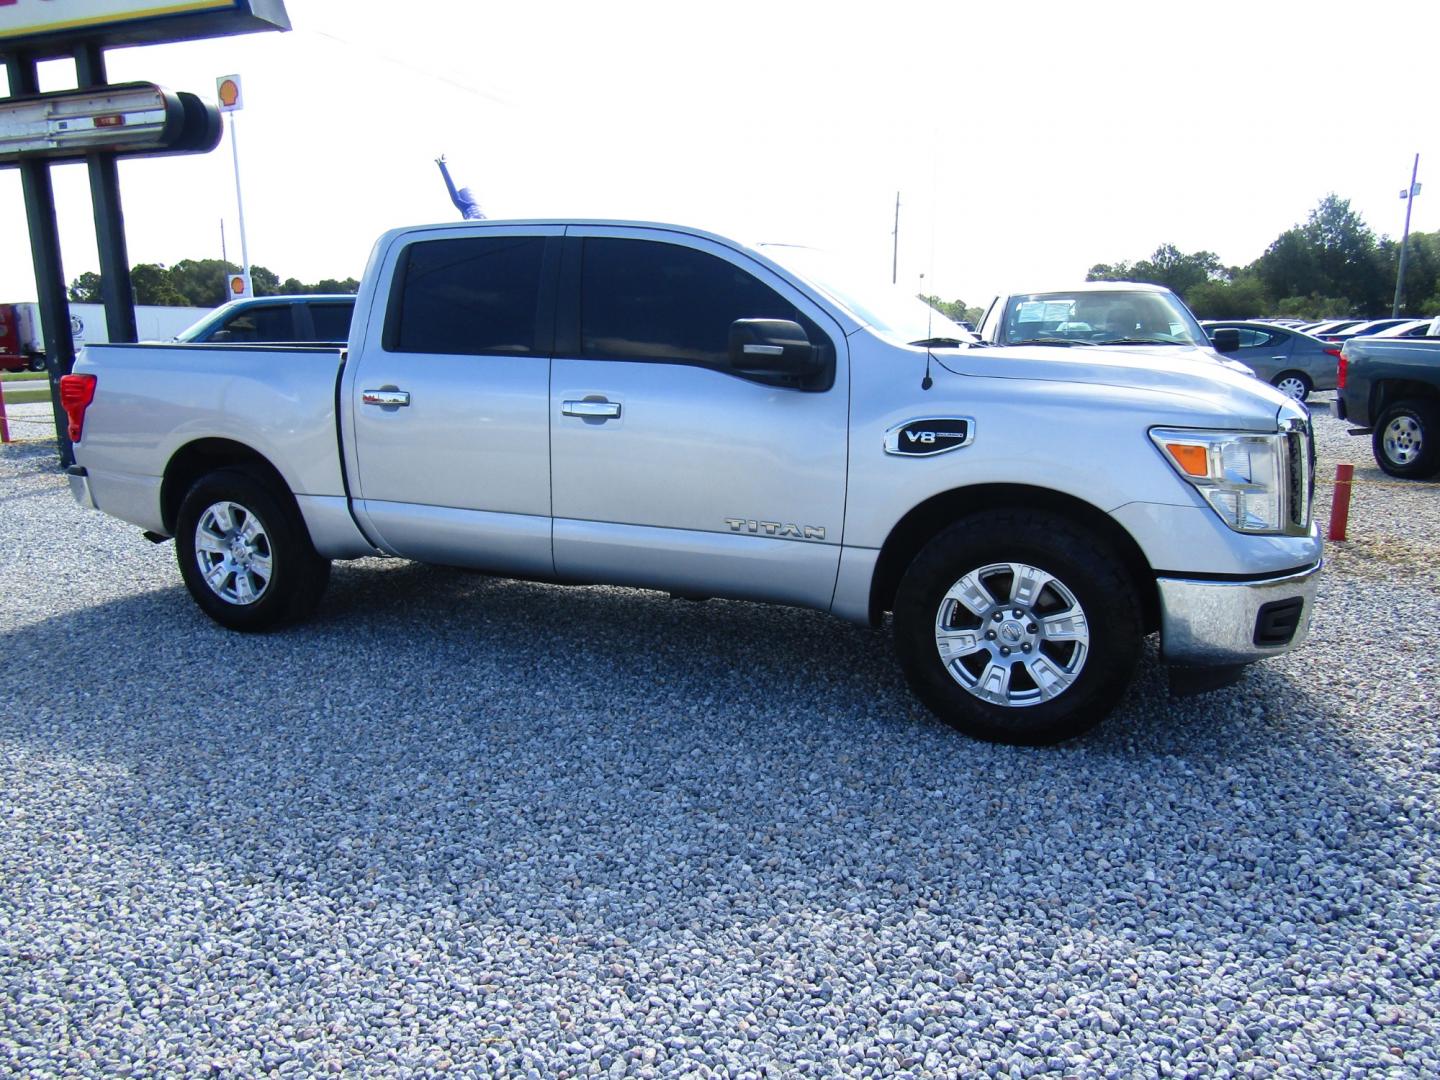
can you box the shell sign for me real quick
[216,74,242,112]
[0,1,288,57]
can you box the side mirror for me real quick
[207,329,232,343]
[727,319,821,379]
[1209,327,1241,353]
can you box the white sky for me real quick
[3,0,1438,308]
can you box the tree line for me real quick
[1086,195,1437,320]
[923,194,1437,324]
[68,260,359,308]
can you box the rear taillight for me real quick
[59,373,97,442]
[1335,352,1347,389]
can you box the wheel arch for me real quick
[161,438,298,537]
[1372,377,1440,419]
[867,484,1158,632]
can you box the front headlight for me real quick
[1150,428,1298,534]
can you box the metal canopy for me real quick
[0,1,290,60]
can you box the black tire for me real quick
[1271,371,1312,401]
[1372,398,1440,480]
[175,467,331,631]
[893,510,1143,745]
[27,354,46,373]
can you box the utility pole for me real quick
[891,191,900,285]
[1392,154,1421,318]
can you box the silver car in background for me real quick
[1201,320,1341,400]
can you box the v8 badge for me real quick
[883,417,975,457]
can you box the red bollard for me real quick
[1327,463,1354,541]
[0,379,10,444]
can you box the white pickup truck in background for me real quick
[60,220,1323,745]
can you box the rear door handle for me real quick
[562,400,621,419]
[362,389,410,407]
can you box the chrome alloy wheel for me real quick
[1382,414,1424,467]
[933,561,1090,707]
[193,500,273,605]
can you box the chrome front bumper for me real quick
[1157,561,1322,667]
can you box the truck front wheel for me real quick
[175,467,331,631]
[893,510,1142,745]
[1372,398,1440,479]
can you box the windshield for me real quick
[997,289,1210,347]
[758,244,977,345]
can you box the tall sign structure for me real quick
[1,0,289,464]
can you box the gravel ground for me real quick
[1,399,1437,1078]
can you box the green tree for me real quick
[920,295,984,326]
[1086,261,1134,282]
[1254,195,1388,314]
[1380,230,1440,316]
[67,261,363,307]
[129,263,188,306]
[1090,244,1223,296]
[1133,244,1224,296]
[67,271,104,303]
[1184,275,1269,319]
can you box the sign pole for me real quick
[5,52,76,466]
[230,111,251,295]
[217,75,252,298]
[75,41,139,345]
[1392,154,1421,318]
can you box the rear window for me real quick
[388,236,545,355]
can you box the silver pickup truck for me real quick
[60,220,1322,745]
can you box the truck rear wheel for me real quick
[1372,398,1440,479]
[893,510,1142,745]
[175,467,330,631]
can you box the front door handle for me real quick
[363,389,411,407]
[562,400,621,419]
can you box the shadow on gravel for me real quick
[0,553,1423,974]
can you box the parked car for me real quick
[1306,319,1366,339]
[174,295,355,345]
[974,282,1253,374]
[1328,318,1416,342]
[1372,318,1437,338]
[1201,321,1341,400]
[1336,337,1440,478]
[59,219,1321,746]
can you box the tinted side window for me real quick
[309,302,353,342]
[1235,328,1278,348]
[389,236,544,355]
[581,238,811,366]
[219,305,294,342]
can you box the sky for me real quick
[3,0,1438,309]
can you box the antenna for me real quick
[920,271,933,391]
[892,191,900,284]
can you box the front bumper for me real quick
[1157,561,1322,667]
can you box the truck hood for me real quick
[930,341,1291,429]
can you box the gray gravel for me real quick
[2,399,1438,1078]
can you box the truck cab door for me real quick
[343,226,561,576]
[549,228,849,610]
